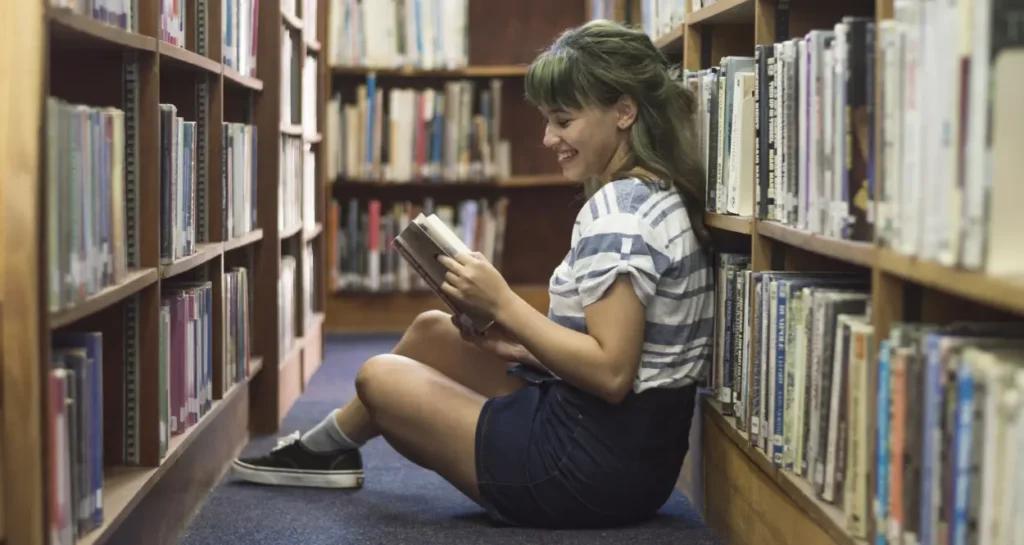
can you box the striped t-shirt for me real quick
[547,177,715,393]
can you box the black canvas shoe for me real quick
[231,431,364,488]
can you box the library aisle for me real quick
[179,334,721,544]
[5,0,1024,544]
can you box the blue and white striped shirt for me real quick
[547,178,714,393]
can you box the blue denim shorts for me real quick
[474,364,697,529]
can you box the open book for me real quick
[391,213,495,334]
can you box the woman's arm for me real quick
[496,275,645,404]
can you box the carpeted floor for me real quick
[179,334,722,545]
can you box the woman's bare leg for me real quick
[336,309,525,445]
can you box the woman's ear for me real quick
[615,95,638,130]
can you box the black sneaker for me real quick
[231,431,364,488]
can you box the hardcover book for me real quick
[391,213,494,334]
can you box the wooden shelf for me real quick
[326,284,550,333]
[330,65,529,78]
[47,8,157,52]
[876,248,1024,315]
[280,222,304,240]
[159,42,222,74]
[223,67,264,91]
[499,174,575,187]
[304,132,323,144]
[281,10,304,31]
[49,268,159,329]
[222,229,264,252]
[653,24,685,53]
[757,221,875,268]
[306,40,322,53]
[687,0,756,25]
[703,398,864,545]
[281,124,303,136]
[77,363,263,545]
[304,223,323,242]
[160,243,223,279]
[703,212,753,235]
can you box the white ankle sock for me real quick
[300,409,363,453]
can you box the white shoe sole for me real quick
[231,460,364,489]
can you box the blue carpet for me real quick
[179,334,722,545]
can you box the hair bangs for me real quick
[525,50,587,112]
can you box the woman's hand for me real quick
[437,251,515,320]
[451,315,528,362]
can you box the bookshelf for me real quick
[0,0,324,543]
[319,0,588,331]
[680,2,1024,545]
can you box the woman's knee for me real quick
[406,310,457,343]
[354,355,400,411]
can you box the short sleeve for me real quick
[571,212,667,308]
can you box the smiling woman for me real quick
[232,19,715,531]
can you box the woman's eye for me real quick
[558,119,571,128]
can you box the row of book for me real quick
[223,122,259,241]
[687,4,1021,276]
[223,267,255,393]
[281,28,320,135]
[160,103,199,264]
[280,255,298,359]
[324,77,511,184]
[709,255,1024,544]
[50,0,133,30]
[329,196,507,293]
[223,0,259,78]
[876,1,1020,274]
[161,0,186,48]
[45,98,128,314]
[326,0,469,70]
[47,269,256,543]
[280,136,318,233]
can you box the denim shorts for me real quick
[474,364,698,529]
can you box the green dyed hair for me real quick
[525,19,710,251]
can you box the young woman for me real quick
[231,19,714,529]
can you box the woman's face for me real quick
[540,101,630,181]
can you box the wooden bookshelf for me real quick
[323,0,588,330]
[684,0,1023,545]
[0,0,311,542]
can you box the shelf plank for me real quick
[757,221,875,267]
[160,243,223,279]
[704,212,753,234]
[499,174,575,187]
[47,8,157,52]
[77,363,261,545]
[281,124,303,136]
[280,222,304,240]
[304,222,323,242]
[222,228,264,253]
[223,67,264,91]
[50,268,159,329]
[653,25,685,53]
[304,132,323,144]
[703,398,865,545]
[306,40,322,53]
[687,0,756,24]
[158,42,221,74]
[876,248,1024,315]
[326,284,550,333]
[281,9,304,31]
[330,65,529,78]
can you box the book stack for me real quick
[49,0,135,31]
[222,0,260,77]
[223,267,253,394]
[222,122,259,240]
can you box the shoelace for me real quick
[271,430,301,452]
